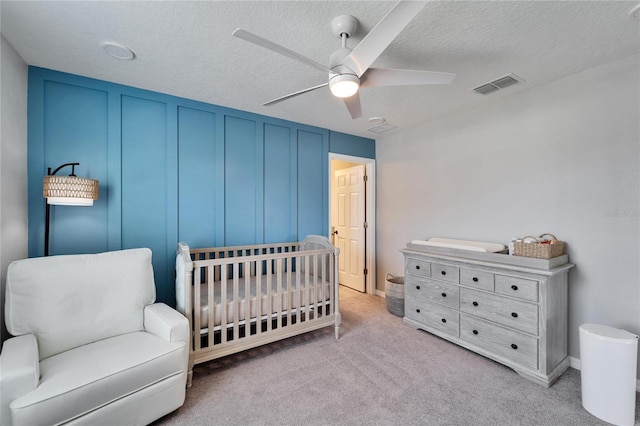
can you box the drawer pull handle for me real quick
[472,301,478,307]
[441,271,446,276]
[472,330,478,335]
[441,318,447,323]
[511,344,518,350]
[416,308,421,313]
[415,265,421,270]
[511,312,518,318]
[511,285,518,291]
[472,277,479,282]
[416,285,421,290]
[441,292,447,298]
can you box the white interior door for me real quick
[333,164,365,292]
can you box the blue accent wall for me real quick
[329,130,375,159]
[27,67,374,306]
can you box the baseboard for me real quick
[569,356,640,392]
[376,289,386,298]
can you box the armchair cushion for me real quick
[9,332,186,425]
[5,248,156,359]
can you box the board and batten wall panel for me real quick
[39,81,109,255]
[298,130,328,239]
[121,96,172,304]
[264,123,296,243]
[224,116,260,246]
[177,106,217,248]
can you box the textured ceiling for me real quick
[2,1,639,138]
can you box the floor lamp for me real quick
[43,162,99,256]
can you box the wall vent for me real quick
[471,74,524,95]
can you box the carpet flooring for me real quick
[155,287,639,425]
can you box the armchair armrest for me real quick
[1,334,39,425]
[144,303,189,344]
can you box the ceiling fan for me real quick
[232,0,455,120]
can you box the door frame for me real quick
[328,153,376,295]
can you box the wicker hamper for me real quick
[514,233,565,259]
[385,274,405,317]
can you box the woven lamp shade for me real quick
[43,175,99,206]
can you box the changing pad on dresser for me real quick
[410,237,506,253]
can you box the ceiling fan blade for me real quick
[342,1,426,77]
[233,29,331,74]
[361,68,455,88]
[262,83,329,106]
[343,93,362,119]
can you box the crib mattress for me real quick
[195,273,331,328]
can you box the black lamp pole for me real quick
[44,162,80,256]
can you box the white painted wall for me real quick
[376,54,640,376]
[1,35,29,343]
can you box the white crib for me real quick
[175,235,340,385]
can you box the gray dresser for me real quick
[401,243,574,387]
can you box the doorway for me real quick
[329,154,376,295]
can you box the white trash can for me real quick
[579,323,639,426]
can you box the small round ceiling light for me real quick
[329,74,359,98]
[630,4,640,19]
[368,117,386,125]
[102,42,135,60]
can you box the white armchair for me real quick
[0,248,189,425]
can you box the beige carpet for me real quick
[154,287,638,425]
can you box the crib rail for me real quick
[176,237,340,386]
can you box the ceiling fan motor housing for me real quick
[331,15,358,39]
[328,47,360,98]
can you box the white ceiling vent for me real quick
[367,123,397,134]
[471,74,524,95]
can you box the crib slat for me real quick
[304,255,310,323]
[207,265,214,347]
[286,258,292,327]
[256,259,262,335]
[328,252,333,316]
[321,254,326,318]
[233,262,239,341]
[266,260,272,332]
[295,254,301,322]
[244,260,250,338]
[221,265,228,344]
[276,257,282,330]
[194,265,202,352]
[313,254,319,320]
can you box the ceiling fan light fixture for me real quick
[329,74,360,98]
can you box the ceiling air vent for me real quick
[472,74,524,95]
[368,123,398,134]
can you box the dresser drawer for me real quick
[460,268,494,291]
[407,257,430,278]
[406,298,459,337]
[495,275,538,302]
[430,262,459,283]
[406,278,459,310]
[460,288,539,335]
[460,314,538,370]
